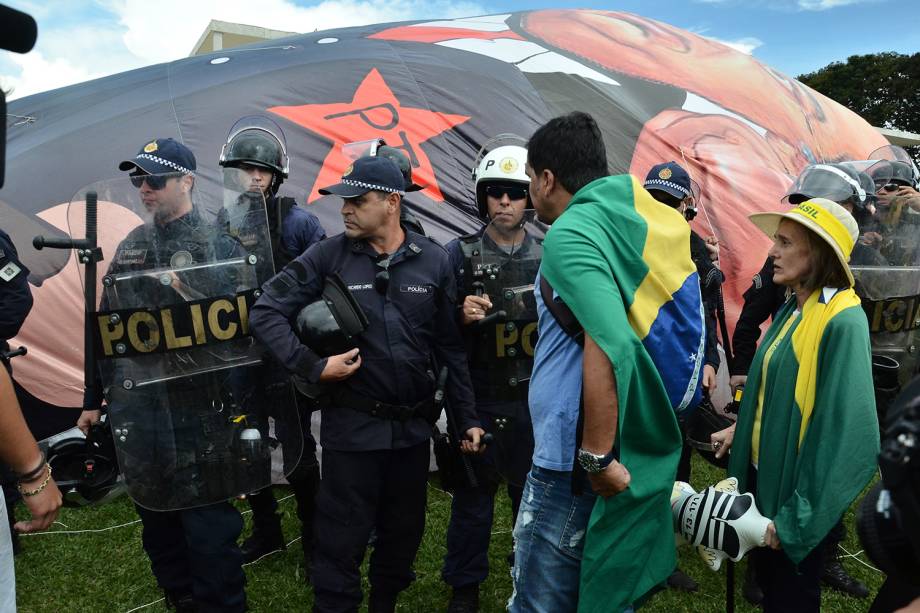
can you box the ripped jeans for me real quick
[508,465,596,613]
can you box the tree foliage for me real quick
[798,52,920,164]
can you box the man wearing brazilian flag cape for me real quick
[509,112,705,613]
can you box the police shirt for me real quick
[250,230,480,452]
[731,256,788,376]
[0,228,34,347]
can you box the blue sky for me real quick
[2,0,918,100]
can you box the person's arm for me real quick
[0,231,33,341]
[581,333,631,497]
[0,368,62,532]
[284,207,327,258]
[431,253,483,452]
[731,257,779,380]
[249,242,331,383]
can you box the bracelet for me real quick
[16,451,46,483]
[17,463,52,497]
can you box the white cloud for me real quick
[5,0,486,99]
[108,0,486,64]
[702,35,764,55]
[797,0,872,9]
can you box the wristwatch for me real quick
[577,448,617,474]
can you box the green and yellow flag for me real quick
[541,174,705,612]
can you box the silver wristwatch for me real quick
[577,448,616,474]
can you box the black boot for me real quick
[447,584,479,613]
[666,568,699,592]
[240,488,285,563]
[742,562,763,606]
[822,556,869,598]
[368,590,398,613]
[289,461,319,578]
[164,589,197,612]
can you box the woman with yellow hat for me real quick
[710,197,880,611]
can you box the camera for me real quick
[857,374,920,590]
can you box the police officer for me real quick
[729,162,874,602]
[250,155,484,613]
[0,225,34,554]
[77,138,247,613]
[643,160,722,593]
[218,116,326,566]
[441,142,539,612]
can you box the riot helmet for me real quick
[472,135,530,220]
[868,145,920,190]
[684,397,735,469]
[782,163,866,207]
[220,116,290,196]
[342,138,422,192]
[293,274,369,358]
[40,422,123,507]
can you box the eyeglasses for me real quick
[130,172,181,190]
[485,185,528,201]
[374,254,391,295]
[880,183,904,193]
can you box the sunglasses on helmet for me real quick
[130,172,182,190]
[485,185,528,201]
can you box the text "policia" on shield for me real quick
[94,290,257,358]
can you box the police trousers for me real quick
[311,442,430,613]
[134,501,245,613]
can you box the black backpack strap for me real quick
[539,273,584,347]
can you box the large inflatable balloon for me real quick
[671,477,771,571]
[2,9,889,434]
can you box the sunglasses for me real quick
[130,172,181,190]
[880,183,905,193]
[485,185,528,201]
[374,254,391,295]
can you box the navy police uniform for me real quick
[0,228,33,365]
[730,256,787,377]
[88,139,247,613]
[250,226,479,611]
[441,227,538,590]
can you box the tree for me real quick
[798,52,920,165]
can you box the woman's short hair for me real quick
[800,227,850,290]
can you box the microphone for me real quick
[0,5,38,54]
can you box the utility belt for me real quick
[327,386,432,422]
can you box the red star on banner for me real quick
[269,68,469,203]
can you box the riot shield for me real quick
[852,206,920,395]
[465,209,544,485]
[68,168,302,510]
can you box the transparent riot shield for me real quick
[68,168,302,510]
[852,202,920,392]
[465,209,544,485]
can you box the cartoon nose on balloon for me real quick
[670,477,771,571]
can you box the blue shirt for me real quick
[528,268,583,471]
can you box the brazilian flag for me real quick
[541,174,704,612]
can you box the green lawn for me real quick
[14,454,883,612]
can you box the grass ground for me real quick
[14,454,883,612]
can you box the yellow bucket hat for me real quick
[749,197,859,287]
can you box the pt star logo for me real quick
[269,68,469,202]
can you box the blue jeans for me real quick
[509,465,596,613]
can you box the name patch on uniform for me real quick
[94,289,257,358]
[0,261,21,282]
[117,248,148,266]
[400,284,431,294]
[347,283,374,291]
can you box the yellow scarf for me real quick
[791,286,862,445]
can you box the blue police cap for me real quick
[319,156,405,198]
[643,161,692,200]
[119,138,196,175]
